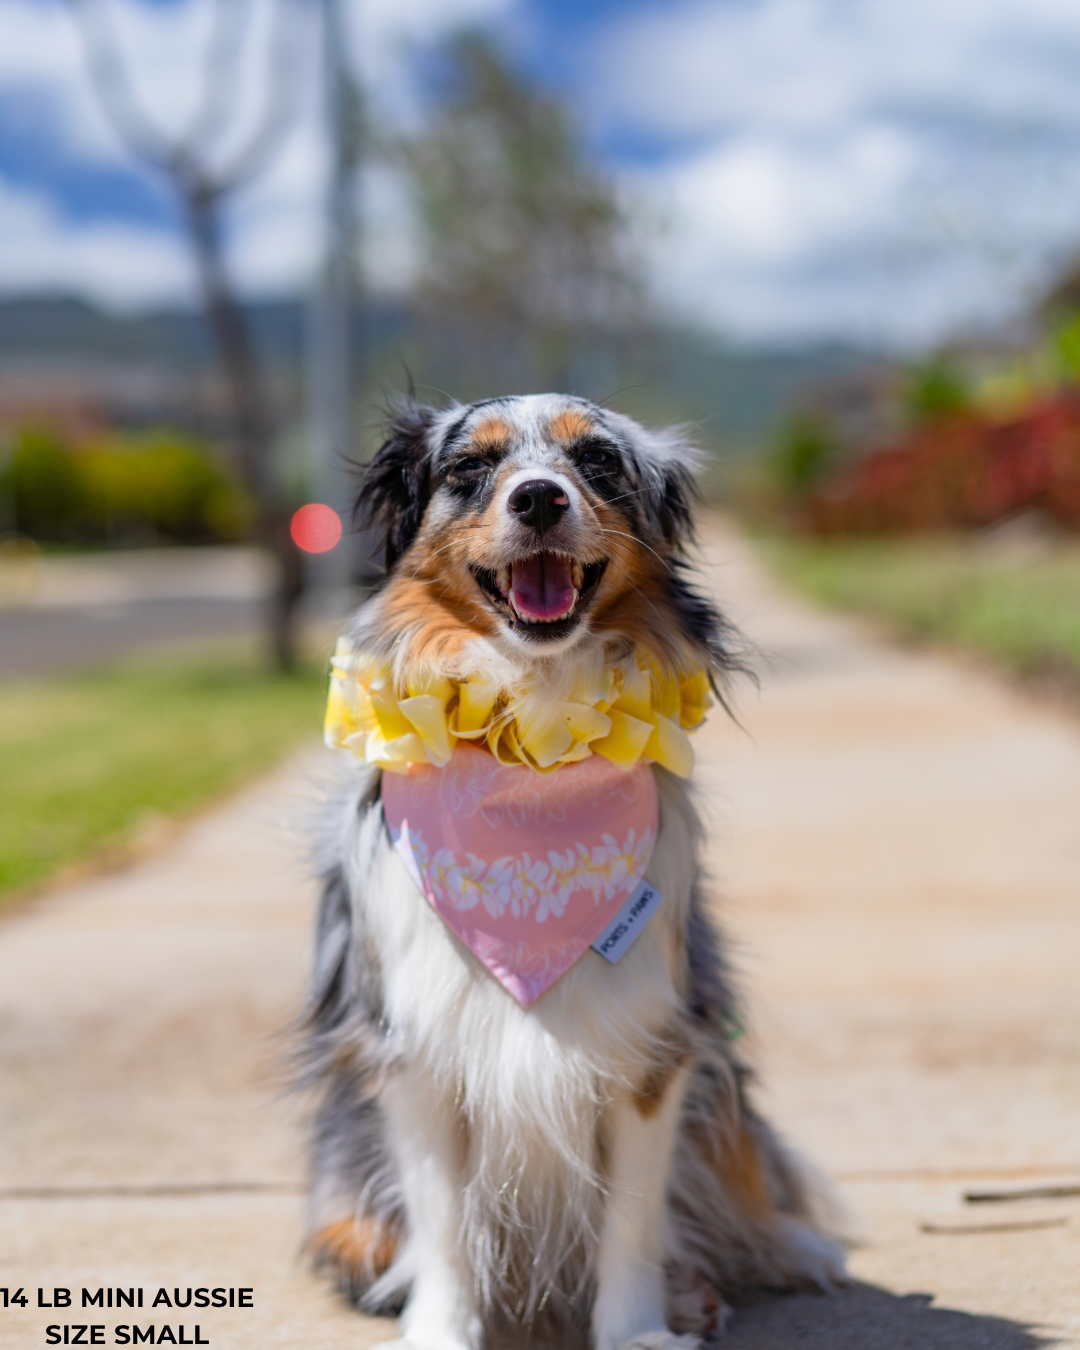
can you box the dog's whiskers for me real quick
[597,527,673,574]
[600,486,649,507]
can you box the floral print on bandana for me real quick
[382,743,660,1006]
[400,824,655,924]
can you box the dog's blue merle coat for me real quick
[299,395,846,1345]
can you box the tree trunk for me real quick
[181,181,303,670]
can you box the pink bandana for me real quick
[381,744,662,1006]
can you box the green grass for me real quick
[759,535,1080,686]
[0,642,327,901]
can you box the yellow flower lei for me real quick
[324,638,713,778]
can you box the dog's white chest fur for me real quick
[348,768,698,1313]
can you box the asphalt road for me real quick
[0,547,367,676]
[0,595,268,677]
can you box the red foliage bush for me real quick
[806,394,1080,534]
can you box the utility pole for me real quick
[307,0,359,600]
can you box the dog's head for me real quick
[356,393,737,678]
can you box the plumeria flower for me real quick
[576,839,612,898]
[532,866,573,922]
[445,853,490,913]
[484,856,519,918]
[547,849,581,907]
[509,854,552,920]
[601,828,655,899]
[427,845,457,895]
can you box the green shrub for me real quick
[903,359,972,425]
[769,414,838,498]
[0,425,87,539]
[1053,311,1080,384]
[0,424,254,546]
[78,431,253,543]
[761,536,1080,687]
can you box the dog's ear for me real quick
[357,400,436,570]
[652,459,695,546]
[628,422,749,678]
[635,425,699,547]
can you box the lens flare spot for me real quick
[291,503,342,554]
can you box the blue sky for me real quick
[3,0,1080,348]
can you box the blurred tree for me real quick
[769,413,838,499]
[402,33,641,388]
[67,0,306,667]
[1052,312,1080,385]
[904,359,972,425]
[1040,258,1080,325]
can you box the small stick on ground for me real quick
[964,1185,1080,1204]
[921,1218,1070,1236]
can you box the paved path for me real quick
[1,523,1077,1349]
[0,546,372,678]
[0,548,273,677]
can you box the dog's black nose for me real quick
[507,479,570,532]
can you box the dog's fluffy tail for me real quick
[666,1048,851,1303]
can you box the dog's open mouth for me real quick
[473,553,607,640]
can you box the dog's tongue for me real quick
[510,553,577,621]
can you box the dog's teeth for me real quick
[497,566,511,596]
[571,560,584,590]
[508,591,576,625]
[507,599,572,623]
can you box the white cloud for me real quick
[591,0,1080,346]
[0,0,503,167]
[0,174,190,304]
[590,0,1080,143]
[0,0,512,307]
[5,0,1080,346]
[656,125,916,268]
[0,0,295,171]
[634,125,1080,347]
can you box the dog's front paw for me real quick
[378,1338,474,1350]
[774,1216,849,1290]
[668,1267,732,1339]
[618,1334,703,1350]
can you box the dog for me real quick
[301,393,846,1349]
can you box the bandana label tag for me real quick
[590,879,664,964]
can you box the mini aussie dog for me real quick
[302,393,845,1349]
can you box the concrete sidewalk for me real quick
[1,524,1077,1349]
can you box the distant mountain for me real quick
[0,294,302,368]
[0,293,889,454]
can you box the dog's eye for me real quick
[454,457,489,475]
[579,445,616,469]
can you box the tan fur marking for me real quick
[377,513,500,667]
[310,1215,399,1278]
[548,409,594,443]
[472,417,514,451]
[634,1063,674,1118]
[633,1038,690,1117]
[589,495,691,672]
[713,1122,772,1217]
